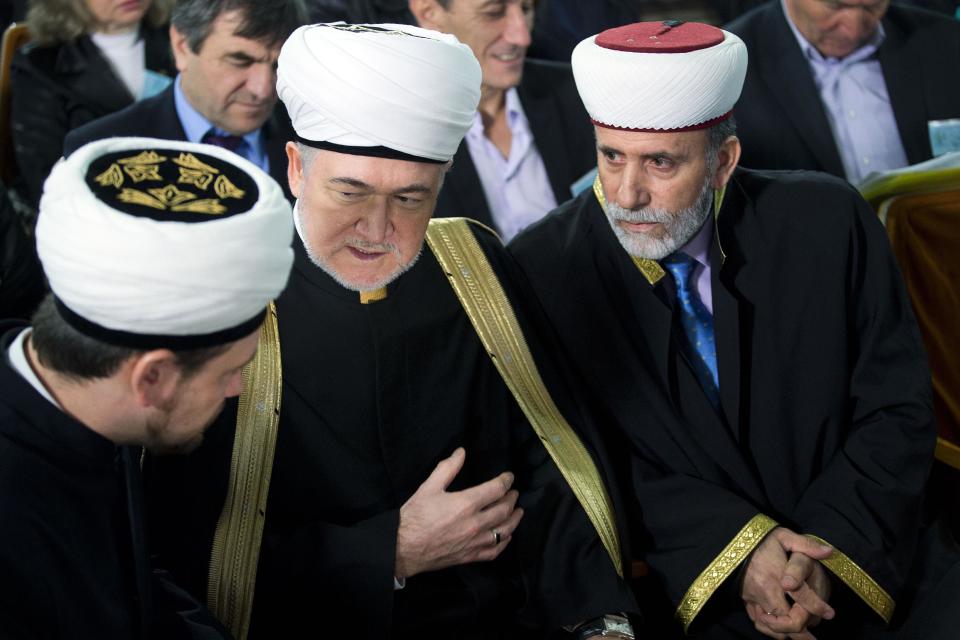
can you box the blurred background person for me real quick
[0,182,44,321]
[10,0,175,210]
[63,0,308,201]
[727,0,960,184]
[411,0,595,242]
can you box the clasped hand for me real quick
[741,526,834,640]
[395,448,524,579]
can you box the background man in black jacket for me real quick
[726,0,960,183]
[409,0,595,240]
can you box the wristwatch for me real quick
[574,614,635,640]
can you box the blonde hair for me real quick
[27,0,174,46]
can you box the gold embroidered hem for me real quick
[359,287,387,304]
[207,303,282,640]
[806,534,895,624]
[425,217,624,577]
[676,513,778,631]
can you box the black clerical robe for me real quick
[145,225,636,638]
[510,169,951,637]
[0,324,228,640]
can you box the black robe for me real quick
[0,324,228,639]
[510,169,957,637]
[145,226,636,638]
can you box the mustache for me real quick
[606,204,675,224]
[344,238,400,255]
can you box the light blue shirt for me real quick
[679,215,715,315]
[782,0,908,184]
[173,76,269,174]
[464,88,557,242]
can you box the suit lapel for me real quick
[756,3,845,175]
[878,11,931,164]
[445,142,496,229]
[519,77,571,204]
[262,107,295,201]
[711,186,746,440]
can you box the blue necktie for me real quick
[662,252,720,406]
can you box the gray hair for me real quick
[30,296,228,382]
[171,0,309,53]
[27,0,174,46]
[706,117,737,174]
[294,142,451,188]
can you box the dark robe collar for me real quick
[0,323,119,470]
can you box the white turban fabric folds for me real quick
[37,137,294,348]
[572,26,748,131]
[277,23,481,162]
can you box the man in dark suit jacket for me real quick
[726,0,960,183]
[409,0,595,241]
[64,0,309,200]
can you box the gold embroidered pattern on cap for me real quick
[175,153,221,190]
[118,151,167,183]
[93,148,248,215]
[214,174,245,200]
[95,163,124,189]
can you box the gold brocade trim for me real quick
[425,217,624,577]
[207,303,282,640]
[676,514,778,631]
[592,175,665,285]
[806,534,895,624]
[936,436,960,471]
[359,287,387,304]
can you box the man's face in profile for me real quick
[143,331,259,454]
[785,0,889,59]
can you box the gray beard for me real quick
[294,204,423,292]
[604,176,714,260]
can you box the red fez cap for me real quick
[595,20,725,54]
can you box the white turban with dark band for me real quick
[277,23,481,162]
[37,137,294,349]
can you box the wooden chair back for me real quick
[879,187,960,470]
[0,23,32,186]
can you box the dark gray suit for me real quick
[434,58,595,233]
[63,85,295,201]
[726,2,960,177]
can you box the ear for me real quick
[169,24,192,74]
[286,141,304,199]
[711,136,741,191]
[409,0,444,30]
[129,350,183,411]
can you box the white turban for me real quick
[37,137,294,349]
[572,21,748,131]
[277,23,481,162]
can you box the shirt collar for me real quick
[466,87,526,141]
[173,74,264,150]
[781,0,885,64]
[679,212,714,269]
[7,328,58,408]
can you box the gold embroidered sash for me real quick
[425,217,624,577]
[207,303,282,640]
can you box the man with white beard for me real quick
[511,19,960,640]
[144,22,638,640]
